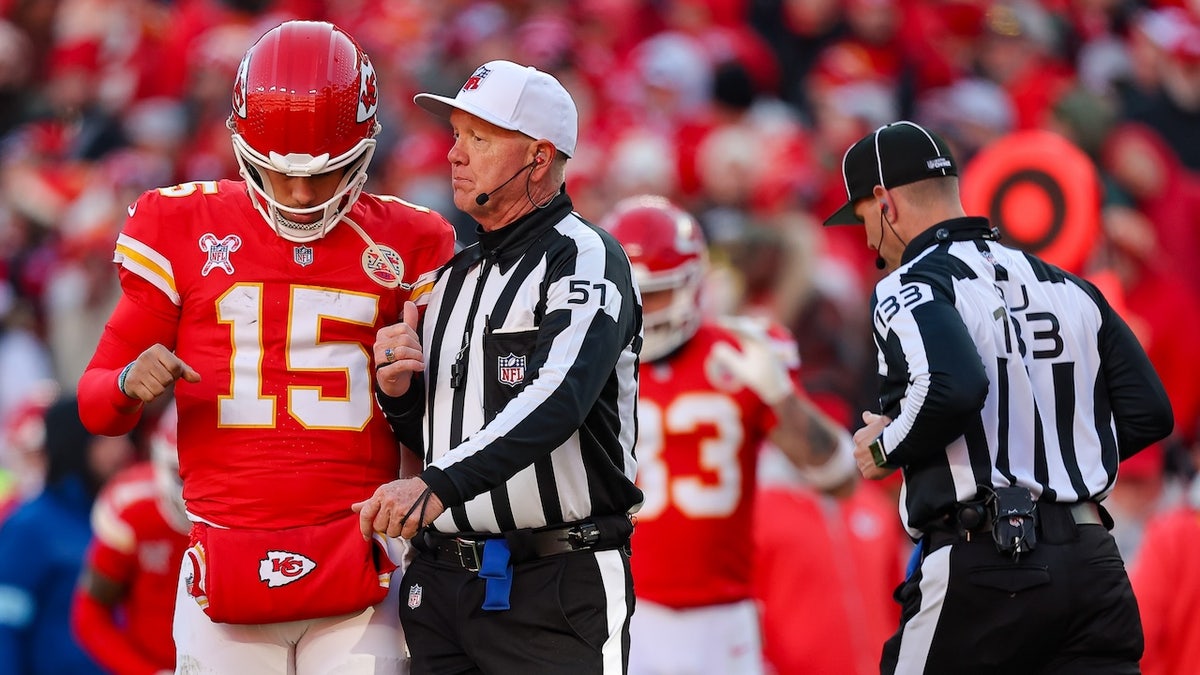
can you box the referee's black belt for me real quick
[926,500,1108,550]
[418,516,633,572]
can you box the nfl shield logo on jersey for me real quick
[498,353,526,387]
[408,583,423,609]
[294,245,313,267]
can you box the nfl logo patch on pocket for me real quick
[407,583,423,609]
[497,353,526,387]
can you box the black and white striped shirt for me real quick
[393,191,643,534]
[870,217,1173,537]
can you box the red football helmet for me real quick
[601,195,707,361]
[228,21,381,242]
[2,382,58,499]
[149,400,188,534]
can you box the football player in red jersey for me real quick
[75,21,456,674]
[601,196,858,675]
[71,402,189,675]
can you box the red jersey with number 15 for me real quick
[631,321,798,608]
[81,179,455,530]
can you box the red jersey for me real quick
[630,322,792,608]
[78,179,455,529]
[75,462,189,673]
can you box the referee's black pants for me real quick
[881,511,1142,675]
[398,547,635,675]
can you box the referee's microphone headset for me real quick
[474,154,545,206]
[875,201,908,270]
[874,202,890,270]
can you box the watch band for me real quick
[868,435,888,468]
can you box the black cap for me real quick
[823,121,958,226]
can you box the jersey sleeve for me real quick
[1083,280,1175,458]
[114,189,186,306]
[77,282,179,436]
[407,211,456,309]
[71,589,164,675]
[77,190,183,436]
[871,272,990,468]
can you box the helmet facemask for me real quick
[231,128,378,243]
[636,258,704,362]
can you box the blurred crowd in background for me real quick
[0,0,1199,671]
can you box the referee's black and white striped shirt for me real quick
[870,217,1173,537]
[394,191,643,534]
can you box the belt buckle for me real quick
[565,523,600,549]
[453,537,482,572]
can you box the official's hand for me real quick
[853,411,895,480]
[352,477,445,540]
[120,344,201,403]
[709,321,794,406]
[375,301,424,397]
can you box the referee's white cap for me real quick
[414,60,578,158]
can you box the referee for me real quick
[355,60,643,673]
[825,121,1174,675]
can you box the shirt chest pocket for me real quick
[482,327,539,423]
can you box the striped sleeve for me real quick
[1080,278,1174,457]
[408,268,440,308]
[115,233,180,306]
[873,264,989,468]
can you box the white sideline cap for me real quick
[414,60,578,158]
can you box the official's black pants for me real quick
[881,511,1142,675]
[399,547,635,675]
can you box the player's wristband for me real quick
[117,362,137,399]
[868,435,889,468]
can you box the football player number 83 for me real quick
[216,282,379,430]
[635,394,744,520]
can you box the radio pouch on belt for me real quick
[989,486,1037,559]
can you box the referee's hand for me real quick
[352,477,446,540]
[374,301,424,397]
[854,411,896,480]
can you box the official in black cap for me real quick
[827,120,1173,674]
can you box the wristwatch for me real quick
[868,435,888,468]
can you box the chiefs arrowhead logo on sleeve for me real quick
[258,550,317,587]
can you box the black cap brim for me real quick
[823,200,860,227]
